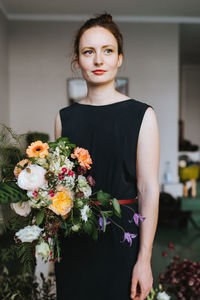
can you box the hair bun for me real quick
[96,13,113,23]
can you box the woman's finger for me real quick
[130,278,138,299]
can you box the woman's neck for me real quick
[80,80,128,105]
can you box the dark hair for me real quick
[72,13,123,66]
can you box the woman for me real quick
[54,13,160,300]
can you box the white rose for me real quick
[10,201,31,217]
[77,175,91,197]
[81,204,90,222]
[35,241,50,259]
[16,225,43,243]
[77,175,87,186]
[17,165,47,191]
[80,186,92,197]
[157,291,171,300]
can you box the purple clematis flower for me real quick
[129,213,145,226]
[121,232,137,246]
[98,216,111,231]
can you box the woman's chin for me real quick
[86,77,115,87]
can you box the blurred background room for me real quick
[0,0,200,299]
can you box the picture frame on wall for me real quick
[67,77,129,105]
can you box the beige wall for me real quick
[0,9,9,125]
[8,21,179,184]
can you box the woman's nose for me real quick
[94,53,103,65]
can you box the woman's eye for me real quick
[84,50,93,55]
[105,49,113,54]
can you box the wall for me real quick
[0,9,9,125]
[8,21,179,184]
[180,65,200,148]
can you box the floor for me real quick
[151,224,200,289]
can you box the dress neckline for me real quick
[75,98,133,107]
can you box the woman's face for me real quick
[76,26,122,86]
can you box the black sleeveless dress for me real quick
[55,98,152,300]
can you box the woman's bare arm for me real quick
[131,107,160,300]
[137,106,160,262]
[54,112,62,141]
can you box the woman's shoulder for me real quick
[60,102,77,113]
[130,98,152,107]
[127,98,154,113]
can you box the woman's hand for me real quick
[130,259,153,299]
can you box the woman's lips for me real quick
[92,70,106,75]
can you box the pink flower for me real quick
[48,190,55,197]
[61,167,68,173]
[68,170,74,177]
[58,173,65,181]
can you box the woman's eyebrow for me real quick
[81,44,115,50]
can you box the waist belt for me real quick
[91,198,137,205]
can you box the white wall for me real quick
[120,23,179,184]
[8,21,179,184]
[0,9,9,125]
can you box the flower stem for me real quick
[106,216,125,233]
[122,204,136,214]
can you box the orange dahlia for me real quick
[14,159,32,178]
[71,147,92,170]
[26,140,49,158]
[49,188,74,219]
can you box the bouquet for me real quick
[0,129,145,271]
[147,284,171,300]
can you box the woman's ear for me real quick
[117,53,123,68]
[74,56,80,68]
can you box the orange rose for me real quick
[26,140,49,158]
[71,147,92,170]
[14,159,32,178]
[49,188,73,219]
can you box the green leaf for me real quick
[103,211,114,217]
[48,142,57,150]
[0,181,28,204]
[97,190,111,207]
[36,210,44,225]
[83,221,93,235]
[92,229,98,241]
[89,213,99,225]
[111,198,121,218]
[56,137,70,143]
